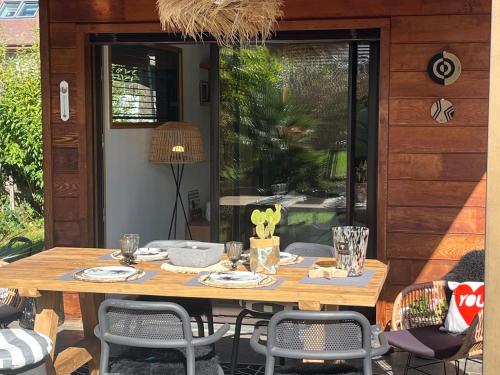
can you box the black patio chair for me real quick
[5,236,34,257]
[144,240,215,337]
[386,250,485,374]
[387,281,483,375]
[0,260,24,328]
[230,242,335,375]
[250,310,389,375]
[94,299,229,375]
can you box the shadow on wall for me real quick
[382,167,487,318]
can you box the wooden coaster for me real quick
[308,267,348,279]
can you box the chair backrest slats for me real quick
[267,311,372,360]
[98,299,193,347]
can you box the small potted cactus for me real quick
[249,204,282,274]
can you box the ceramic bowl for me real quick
[167,241,224,268]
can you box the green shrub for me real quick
[0,41,43,215]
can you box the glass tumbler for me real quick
[119,234,140,266]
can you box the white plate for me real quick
[208,271,263,284]
[280,252,295,261]
[81,266,137,280]
[135,247,168,259]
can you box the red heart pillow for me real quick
[443,282,484,334]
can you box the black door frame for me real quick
[212,31,380,257]
[90,30,380,255]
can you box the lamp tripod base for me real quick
[168,164,193,240]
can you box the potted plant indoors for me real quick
[249,203,282,274]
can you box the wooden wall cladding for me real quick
[388,153,487,181]
[390,43,490,72]
[389,127,488,153]
[383,5,489,325]
[389,98,489,126]
[43,0,492,23]
[42,0,490,323]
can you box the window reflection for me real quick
[218,41,376,249]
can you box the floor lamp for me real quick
[149,122,206,240]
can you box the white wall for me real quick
[104,44,211,248]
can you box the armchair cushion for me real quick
[385,324,464,360]
[443,281,484,334]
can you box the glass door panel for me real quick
[218,39,377,251]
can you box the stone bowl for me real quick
[167,241,225,268]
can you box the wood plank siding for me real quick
[40,0,490,323]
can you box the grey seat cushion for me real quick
[0,329,52,370]
[385,325,465,360]
[276,363,360,374]
[109,345,220,375]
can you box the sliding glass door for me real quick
[217,33,379,255]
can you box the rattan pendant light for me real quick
[156,0,283,46]
[149,122,206,240]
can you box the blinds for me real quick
[110,45,181,124]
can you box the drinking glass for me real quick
[119,234,140,266]
[226,241,243,271]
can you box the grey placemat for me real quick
[300,269,375,287]
[57,268,159,284]
[185,272,286,290]
[282,256,319,269]
[98,252,166,263]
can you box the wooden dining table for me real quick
[0,247,388,374]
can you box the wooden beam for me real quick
[34,291,62,359]
[485,0,500,372]
[39,0,54,248]
[54,339,99,375]
[79,293,105,375]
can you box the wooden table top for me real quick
[0,247,388,307]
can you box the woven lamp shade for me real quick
[156,0,283,46]
[149,122,206,164]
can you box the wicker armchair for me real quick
[0,260,25,327]
[388,281,483,374]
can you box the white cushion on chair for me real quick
[0,329,52,370]
[239,300,296,314]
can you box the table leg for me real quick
[298,301,338,363]
[34,291,62,374]
[79,293,105,375]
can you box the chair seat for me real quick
[385,324,465,360]
[275,363,359,374]
[0,329,52,370]
[110,346,220,375]
[239,300,296,314]
[0,303,23,325]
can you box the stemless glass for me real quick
[119,234,140,266]
[226,241,243,271]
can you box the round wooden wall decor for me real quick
[427,51,462,86]
[431,98,455,124]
